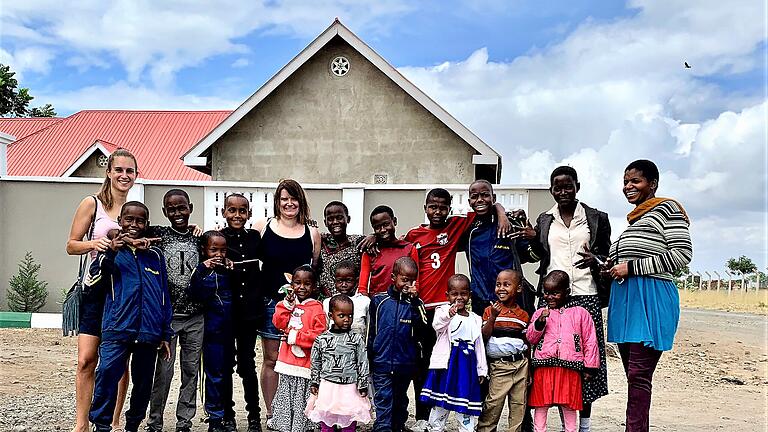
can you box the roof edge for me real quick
[182,20,500,167]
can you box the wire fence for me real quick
[678,272,767,291]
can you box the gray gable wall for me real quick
[211,36,477,183]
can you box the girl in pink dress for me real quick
[527,270,599,432]
[306,294,372,431]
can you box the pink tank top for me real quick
[89,197,119,260]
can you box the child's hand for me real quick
[285,288,296,304]
[490,301,503,318]
[222,258,234,270]
[202,257,223,269]
[125,237,161,250]
[358,234,379,256]
[109,233,128,251]
[359,389,368,397]
[478,376,486,384]
[159,341,171,361]
[189,224,203,237]
[448,303,458,317]
[309,385,319,396]
[538,307,550,323]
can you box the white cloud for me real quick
[0,47,55,77]
[397,0,766,270]
[37,81,242,112]
[0,0,411,86]
[231,58,250,68]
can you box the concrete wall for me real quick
[0,180,102,313]
[211,36,479,184]
[72,152,106,178]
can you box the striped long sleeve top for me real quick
[609,200,692,281]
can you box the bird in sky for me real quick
[684,61,691,68]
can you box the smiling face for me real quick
[118,205,148,239]
[495,270,521,306]
[324,204,349,238]
[468,181,495,216]
[542,279,569,309]
[107,156,137,194]
[222,195,251,230]
[204,235,227,260]
[446,279,470,311]
[550,174,580,208]
[163,194,192,231]
[291,270,316,302]
[623,168,657,206]
[334,266,358,296]
[371,212,397,244]
[330,301,354,331]
[392,265,418,295]
[278,189,300,220]
[425,196,451,228]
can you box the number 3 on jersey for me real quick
[430,252,441,269]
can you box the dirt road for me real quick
[1,308,765,431]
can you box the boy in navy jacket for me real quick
[86,201,173,432]
[368,256,428,432]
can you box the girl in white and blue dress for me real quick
[420,275,488,432]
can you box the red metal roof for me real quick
[0,117,64,140]
[7,110,231,180]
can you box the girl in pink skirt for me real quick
[527,271,599,432]
[306,294,372,431]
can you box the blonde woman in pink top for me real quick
[66,149,138,432]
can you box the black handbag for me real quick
[62,196,98,336]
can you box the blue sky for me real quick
[1,0,766,272]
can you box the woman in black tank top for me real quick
[253,179,321,424]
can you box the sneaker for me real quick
[223,418,238,432]
[410,420,430,432]
[208,419,227,432]
[246,419,263,432]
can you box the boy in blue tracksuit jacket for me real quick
[86,202,173,432]
[368,257,428,432]
[187,231,235,432]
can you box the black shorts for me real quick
[79,289,104,337]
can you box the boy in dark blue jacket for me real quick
[368,256,428,432]
[188,230,236,432]
[86,201,173,432]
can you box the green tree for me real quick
[7,251,48,312]
[726,255,757,274]
[0,64,56,117]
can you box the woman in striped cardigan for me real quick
[606,159,692,432]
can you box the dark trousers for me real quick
[228,322,262,422]
[90,340,159,431]
[413,308,437,421]
[618,343,663,432]
[372,369,413,432]
[205,337,235,421]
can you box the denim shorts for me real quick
[256,298,282,340]
[79,289,104,337]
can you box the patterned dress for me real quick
[318,234,363,297]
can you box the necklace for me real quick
[170,226,191,235]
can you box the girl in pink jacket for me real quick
[527,271,599,432]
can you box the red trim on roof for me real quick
[7,110,231,180]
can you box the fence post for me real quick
[704,272,711,291]
[341,183,366,235]
[713,271,721,291]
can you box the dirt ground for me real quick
[1,308,765,432]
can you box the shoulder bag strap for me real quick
[77,196,99,280]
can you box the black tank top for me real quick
[258,220,314,301]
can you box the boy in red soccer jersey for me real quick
[404,188,511,431]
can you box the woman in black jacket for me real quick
[521,165,611,432]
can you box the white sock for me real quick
[579,417,591,429]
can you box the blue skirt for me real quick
[607,276,680,351]
[419,340,482,416]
